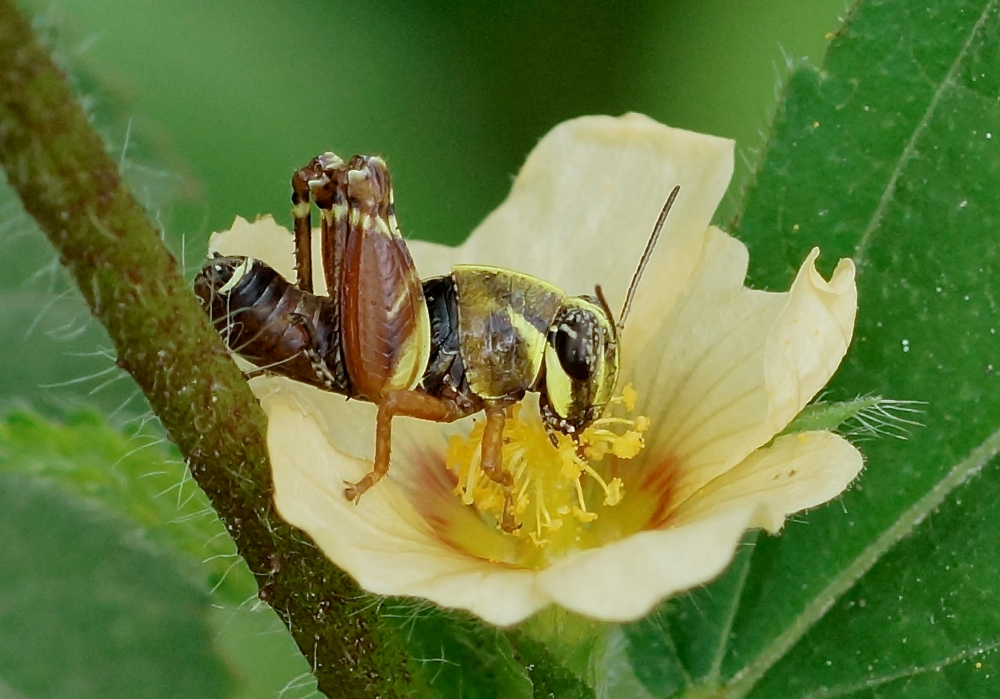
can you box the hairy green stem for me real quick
[0,3,415,696]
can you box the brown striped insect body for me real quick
[194,153,678,531]
[194,256,350,394]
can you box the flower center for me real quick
[445,384,649,568]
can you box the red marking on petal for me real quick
[400,447,517,563]
[632,453,680,530]
[400,447,457,513]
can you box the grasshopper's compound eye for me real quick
[553,315,599,382]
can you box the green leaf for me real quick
[0,407,256,604]
[624,537,757,698]
[209,605,319,699]
[0,409,314,698]
[522,607,609,683]
[0,472,232,698]
[591,626,660,699]
[509,632,596,699]
[521,608,654,699]
[384,602,533,699]
[623,0,1000,697]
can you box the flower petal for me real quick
[264,392,549,626]
[634,228,856,504]
[408,114,733,354]
[670,431,864,534]
[252,376,378,459]
[537,505,759,622]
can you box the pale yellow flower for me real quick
[210,114,861,626]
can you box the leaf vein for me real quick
[796,639,1000,699]
[708,536,758,684]
[721,417,1000,698]
[853,0,996,270]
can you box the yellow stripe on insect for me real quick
[323,204,348,226]
[320,151,343,166]
[543,343,575,418]
[387,296,432,391]
[506,307,548,385]
[347,169,367,187]
[389,273,421,317]
[372,214,391,237]
[218,257,254,295]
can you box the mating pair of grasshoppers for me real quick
[194,152,677,531]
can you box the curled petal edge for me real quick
[672,430,865,534]
[762,249,858,443]
[661,238,858,504]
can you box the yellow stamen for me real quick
[461,448,481,505]
[622,384,639,411]
[445,384,648,567]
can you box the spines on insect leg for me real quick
[299,153,351,391]
[315,161,348,322]
[293,152,348,294]
[291,163,316,293]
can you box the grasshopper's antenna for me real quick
[618,185,680,331]
[594,284,617,341]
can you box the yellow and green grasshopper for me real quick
[194,152,677,531]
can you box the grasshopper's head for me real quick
[538,185,681,438]
[539,294,620,436]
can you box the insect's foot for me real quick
[343,480,363,502]
[499,503,518,533]
[343,473,379,502]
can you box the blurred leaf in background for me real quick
[0,470,231,699]
[0,410,312,699]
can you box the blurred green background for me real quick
[0,1,845,697]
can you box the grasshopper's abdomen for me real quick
[194,256,351,395]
